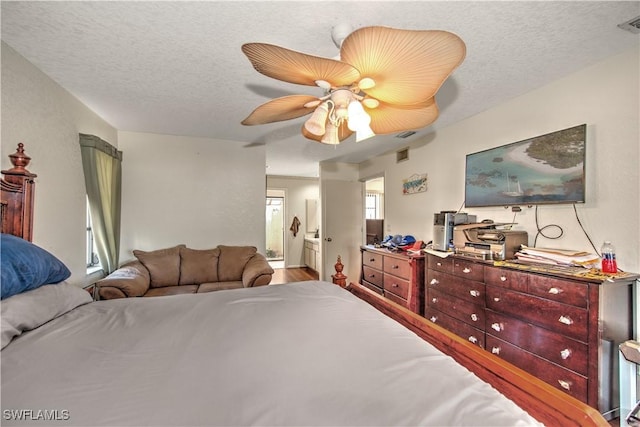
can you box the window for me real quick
[86,199,100,269]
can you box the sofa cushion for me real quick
[217,246,257,282]
[144,285,198,297]
[197,281,244,293]
[179,247,220,285]
[133,245,185,288]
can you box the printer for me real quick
[453,222,528,261]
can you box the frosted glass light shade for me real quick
[304,103,329,136]
[321,122,340,145]
[347,100,367,131]
[356,124,375,142]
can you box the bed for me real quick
[1,145,607,426]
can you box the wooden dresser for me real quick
[425,253,635,416]
[360,246,424,314]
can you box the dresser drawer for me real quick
[484,266,528,292]
[361,280,383,295]
[385,290,408,309]
[427,270,485,304]
[428,288,485,329]
[486,310,588,375]
[486,286,588,342]
[485,335,588,403]
[383,257,411,280]
[363,251,383,270]
[362,265,383,289]
[425,307,484,348]
[452,258,484,282]
[427,255,453,273]
[383,273,410,300]
[527,275,588,308]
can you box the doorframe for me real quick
[266,188,287,266]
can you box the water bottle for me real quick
[600,241,617,273]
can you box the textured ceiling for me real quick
[2,1,639,177]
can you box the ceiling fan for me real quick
[241,25,466,145]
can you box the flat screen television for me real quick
[464,124,586,208]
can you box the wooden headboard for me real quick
[1,143,36,241]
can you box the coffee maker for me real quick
[433,211,475,251]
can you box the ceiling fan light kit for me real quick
[242,25,466,145]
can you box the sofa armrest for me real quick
[242,253,274,288]
[97,261,150,299]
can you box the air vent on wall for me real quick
[618,16,640,34]
[396,148,409,163]
[396,131,417,139]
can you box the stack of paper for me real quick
[515,245,600,268]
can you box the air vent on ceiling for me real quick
[396,148,409,163]
[618,16,640,34]
[396,131,417,139]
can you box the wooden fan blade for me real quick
[340,27,466,106]
[242,43,361,87]
[242,95,320,125]
[301,121,353,143]
[368,98,439,135]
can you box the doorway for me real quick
[365,176,385,245]
[265,194,284,266]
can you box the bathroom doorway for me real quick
[265,193,285,265]
[365,176,385,245]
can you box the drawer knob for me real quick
[471,313,478,322]
[436,262,442,266]
[392,265,399,269]
[493,297,501,302]
[463,267,471,274]
[469,290,480,297]
[368,274,376,278]
[558,380,572,391]
[560,348,572,360]
[491,322,502,332]
[500,275,507,282]
[548,287,562,295]
[432,298,438,303]
[369,258,376,262]
[558,315,573,325]
[430,316,437,322]
[430,279,439,285]
[391,283,399,288]
[491,346,501,355]
[468,336,478,344]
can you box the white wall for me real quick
[266,176,319,268]
[360,47,640,273]
[117,132,267,263]
[1,42,118,286]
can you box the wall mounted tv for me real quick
[465,124,586,208]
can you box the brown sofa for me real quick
[97,245,274,300]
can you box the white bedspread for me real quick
[1,281,541,426]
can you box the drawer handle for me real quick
[369,258,376,262]
[560,348,572,360]
[470,313,478,322]
[391,283,399,288]
[469,290,480,297]
[430,279,439,285]
[392,265,399,269]
[468,336,478,344]
[500,275,507,282]
[491,322,502,332]
[462,267,471,274]
[432,298,438,303]
[548,287,562,295]
[493,297,501,302]
[558,380,572,391]
[491,346,501,355]
[430,316,437,322]
[436,262,442,266]
[558,315,573,325]
[368,274,376,278]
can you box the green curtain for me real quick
[79,134,123,274]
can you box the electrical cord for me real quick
[572,203,599,255]
[533,205,563,247]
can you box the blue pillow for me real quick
[1,233,71,300]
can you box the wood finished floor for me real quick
[270,267,318,285]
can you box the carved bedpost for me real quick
[332,255,347,287]
[1,143,37,241]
